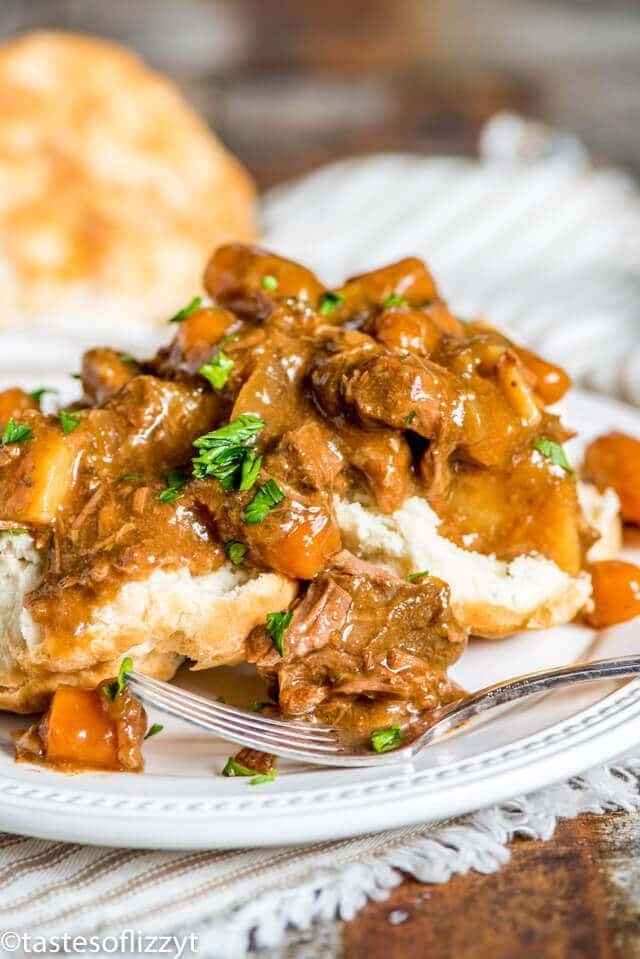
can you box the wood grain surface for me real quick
[2,2,640,956]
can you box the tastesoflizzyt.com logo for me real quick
[0,929,199,956]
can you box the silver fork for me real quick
[126,654,640,768]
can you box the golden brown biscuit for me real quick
[335,483,621,640]
[0,32,256,333]
[0,526,297,714]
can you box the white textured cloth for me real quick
[262,113,640,407]
[2,114,640,958]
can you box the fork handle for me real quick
[412,654,640,755]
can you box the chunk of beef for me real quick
[233,748,275,774]
[246,574,352,668]
[247,550,466,725]
[312,349,459,439]
[278,421,345,492]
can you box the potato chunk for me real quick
[0,414,81,523]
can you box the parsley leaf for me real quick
[266,610,293,656]
[118,353,137,364]
[59,410,81,435]
[370,725,403,754]
[219,333,241,347]
[144,723,164,740]
[382,293,408,309]
[221,756,277,785]
[318,291,345,316]
[121,473,143,483]
[222,756,256,777]
[158,470,188,503]
[404,411,417,425]
[249,770,278,786]
[29,387,58,407]
[2,419,33,445]
[102,656,133,701]
[238,449,262,491]
[226,540,247,565]
[249,699,269,712]
[199,348,235,390]
[533,438,575,479]
[192,414,264,491]
[261,274,278,291]
[169,296,202,324]
[6,527,28,535]
[243,479,284,524]
[407,570,430,583]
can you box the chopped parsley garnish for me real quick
[219,333,241,347]
[221,757,277,785]
[407,570,429,583]
[2,419,33,445]
[243,479,284,524]
[192,414,264,491]
[6,528,28,535]
[169,295,202,323]
[226,540,247,565]
[533,438,575,479]
[118,352,137,364]
[59,410,81,435]
[199,347,234,390]
[158,470,188,503]
[216,696,226,703]
[29,387,58,407]
[249,770,278,786]
[261,274,278,292]
[318,291,345,316]
[370,725,403,754]
[266,610,293,656]
[222,756,256,777]
[249,700,269,712]
[404,411,417,426]
[121,473,143,483]
[382,293,408,309]
[102,656,133,701]
[144,723,164,740]
[70,372,82,381]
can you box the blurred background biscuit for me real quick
[0,31,256,334]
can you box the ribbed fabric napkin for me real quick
[2,114,640,958]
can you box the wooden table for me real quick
[2,2,640,955]
[267,812,640,959]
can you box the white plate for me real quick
[0,387,638,850]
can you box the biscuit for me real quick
[0,32,256,334]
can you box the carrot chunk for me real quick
[585,432,640,524]
[45,686,120,770]
[515,346,572,405]
[588,560,640,628]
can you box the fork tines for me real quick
[126,671,345,760]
